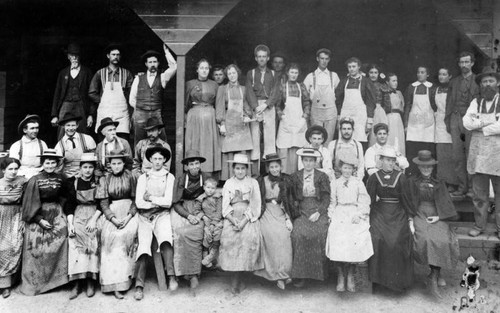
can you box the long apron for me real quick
[276,82,308,149]
[68,181,99,281]
[434,89,457,184]
[368,103,389,147]
[95,78,130,134]
[20,202,69,295]
[406,86,434,142]
[468,97,500,176]
[387,92,406,155]
[434,90,452,143]
[61,143,84,178]
[99,199,138,292]
[0,203,24,288]
[221,87,253,153]
[340,79,368,142]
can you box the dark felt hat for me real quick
[66,43,81,55]
[261,153,286,163]
[58,112,82,126]
[145,145,171,163]
[373,123,389,134]
[104,150,130,160]
[104,42,122,54]
[412,150,438,165]
[475,66,500,85]
[182,150,206,165]
[141,50,161,63]
[305,125,328,144]
[143,117,164,131]
[97,117,119,134]
[18,114,41,135]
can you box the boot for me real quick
[336,266,346,292]
[86,279,95,297]
[202,245,219,267]
[2,288,10,299]
[346,265,356,292]
[168,276,178,291]
[190,275,199,289]
[231,272,241,294]
[276,280,286,290]
[428,267,442,299]
[69,281,80,300]
[114,291,124,299]
[134,286,144,301]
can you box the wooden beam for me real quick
[154,29,209,43]
[139,15,222,29]
[160,42,196,55]
[175,55,186,176]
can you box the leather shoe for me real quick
[134,287,144,301]
[2,288,10,299]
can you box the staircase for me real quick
[433,0,495,61]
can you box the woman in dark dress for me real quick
[406,150,459,299]
[20,149,75,296]
[366,147,413,292]
[289,148,331,287]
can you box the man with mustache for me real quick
[445,52,480,197]
[463,68,500,239]
[89,43,134,141]
[129,46,177,144]
[133,117,172,177]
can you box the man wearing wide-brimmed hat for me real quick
[95,117,133,175]
[297,125,333,180]
[133,117,172,176]
[129,45,177,144]
[89,43,134,140]
[54,112,97,178]
[134,145,176,300]
[51,43,94,140]
[9,114,48,179]
[463,67,500,238]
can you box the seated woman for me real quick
[0,158,27,298]
[366,147,413,293]
[406,150,459,299]
[171,150,209,290]
[96,152,138,299]
[289,148,331,287]
[254,153,293,290]
[20,149,74,296]
[219,153,263,294]
[326,156,372,293]
[68,153,102,300]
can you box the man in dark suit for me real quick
[51,43,94,139]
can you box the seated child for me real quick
[199,178,223,268]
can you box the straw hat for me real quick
[379,146,397,159]
[296,147,322,158]
[79,153,97,165]
[37,149,63,159]
[226,153,252,165]
[412,150,438,165]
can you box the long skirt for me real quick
[99,199,138,293]
[405,141,436,177]
[20,202,69,295]
[413,201,459,269]
[0,204,24,288]
[326,204,373,263]
[68,204,100,281]
[369,201,413,291]
[436,143,459,186]
[387,112,405,156]
[171,204,205,276]
[254,203,292,281]
[278,147,299,175]
[291,198,329,281]
[219,202,263,271]
[185,105,221,173]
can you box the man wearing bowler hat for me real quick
[51,43,94,140]
[54,112,97,178]
[9,114,48,179]
[133,117,172,176]
[95,117,133,175]
[463,67,500,238]
[89,43,134,140]
[129,45,177,144]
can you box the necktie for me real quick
[68,136,76,149]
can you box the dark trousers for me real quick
[472,173,500,232]
[135,239,175,288]
[450,112,471,192]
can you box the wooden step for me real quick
[450,224,499,260]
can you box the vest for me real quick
[135,74,164,111]
[64,73,82,102]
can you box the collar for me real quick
[348,74,362,80]
[374,142,384,150]
[339,138,355,145]
[149,168,168,176]
[461,72,473,80]
[70,65,80,71]
[147,71,157,77]
[255,67,271,74]
[411,81,432,88]
[228,82,240,88]
[107,66,120,73]
[21,136,38,143]
[315,68,330,75]
[103,137,118,145]
[62,132,79,141]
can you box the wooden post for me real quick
[175,55,186,176]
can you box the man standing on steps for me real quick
[51,43,94,140]
[303,48,340,145]
[89,43,134,141]
[463,68,500,239]
[129,46,177,144]
[445,52,479,197]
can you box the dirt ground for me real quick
[1,261,499,313]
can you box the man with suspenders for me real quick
[54,112,96,178]
[303,48,340,145]
[9,114,48,179]
[328,117,364,180]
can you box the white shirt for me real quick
[9,136,48,167]
[55,132,97,154]
[463,94,500,136]
[129,62,177,109]
[135,168,175,210]
[70,66,80,79]
[364,143,409,176]
[303,68,340,99]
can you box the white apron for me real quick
[221,86,253,153]
[276,82,308,148]
[340,78,368,142]
[406,85,435,142]
[95,78,130,134]
[387,92,406,155]
[434,88,452,143]
[311,73,337,122]
[467,96,500,176]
